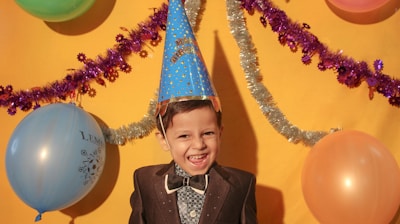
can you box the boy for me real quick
[129,100,257,223]
[129,0,257,223]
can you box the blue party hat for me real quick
[156,0,221,116]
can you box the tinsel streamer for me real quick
[248,0,400,107]
[226,0,336,146]
[102,97,157,145]
[102,1,203,145]
[0,3,169,115]
[184,0,203,32]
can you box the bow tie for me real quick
[165,174,209,195]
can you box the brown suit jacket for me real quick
[129,161,257,224]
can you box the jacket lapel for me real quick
[199,164,230,223]
[154,162,181,224]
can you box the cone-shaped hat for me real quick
[155,0,221,116]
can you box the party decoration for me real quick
[15,0,96,22]
[2,0,400,117]
[227,0,337,146]
[247,1,400,106]
[156,0,221,116]
[327,0,390,12]
[301,130,400,224]
[1,0,397,146]
[102,97,157,145]
[6,0,400,115]
[5,103,106,221]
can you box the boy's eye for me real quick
[178,134,189,138]
[204,131,215,136]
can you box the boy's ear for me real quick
[155,131,170,151]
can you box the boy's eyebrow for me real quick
[174,129,191,133]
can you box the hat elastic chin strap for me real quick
[158,114,171,149]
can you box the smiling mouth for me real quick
[188,154,208,163]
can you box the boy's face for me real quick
[157,106,223,176]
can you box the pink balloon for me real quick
[327,0,390,12]
[302,130,400,224]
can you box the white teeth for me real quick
[189,154,205,160]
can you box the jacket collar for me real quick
[152,161,179,223]
[199,163,231,223]
[156,160,175,176]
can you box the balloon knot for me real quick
[35,212,42,222]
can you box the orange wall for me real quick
[1,0,400,223]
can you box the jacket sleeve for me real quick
[129,170,146,224]
[241,174,258,224]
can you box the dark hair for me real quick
[156,100,222,134]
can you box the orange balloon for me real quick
[302,130,400,224]
[327,0,390,12]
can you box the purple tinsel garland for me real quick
[1,0,399,115]
[245,0,399,105]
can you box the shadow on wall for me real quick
[325,0,400,24]
[211,31,258,175]
[60,114,120,224]
[257,185,285,224]
[390,206,400,224]
[211,32,284,223]
[45,0,116,35]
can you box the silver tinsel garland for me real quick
[226,0,337,146]
[101,97,157,145]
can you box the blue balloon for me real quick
[5,103,106,221]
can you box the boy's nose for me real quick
[192,136,205,149]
